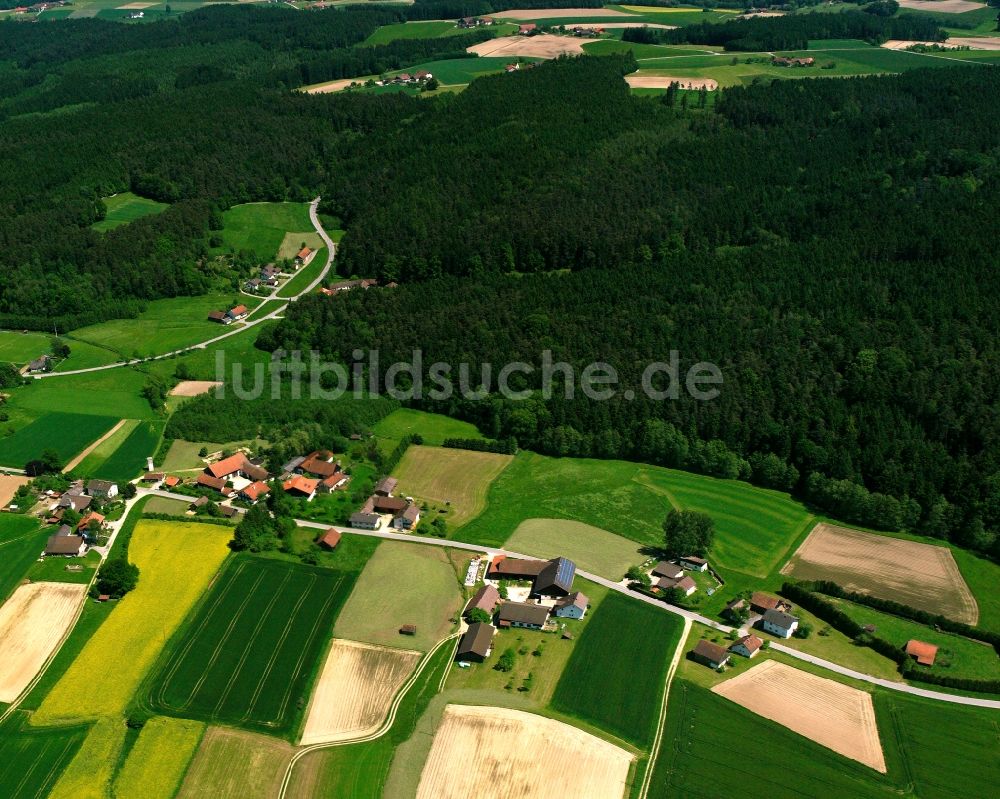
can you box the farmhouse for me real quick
[317,528,341,550]
[466,584,501,617]
[658,575,697,597]
[207,310,230,324]
[487,554,547,581]
[905,639,938,666]
[497,601,550,630]
[652,561,684,580]
[679,555,709,572]
[350,511,382,530]
[393,503,421,530]
[45,533,86,557]
[57,493,92,512]
[456,621,495,662]
[760,609,799,639]
[750,592,792,615]
[283,475,318,501]
[318,473,350,492]
[206,453,269,482]
[86,480,118,499]
[196,473,230,495]
[374,476,397,496]
[553,591,589,619]
[239,481,270,504]
[77,511,105,534]
[773,56,815,67]
[321,278,378,295]
[27,355,52,374]
[730,634,764,658]
[295,246,312,266]
[690,639,731,669]
[227,304,249,322]
[298,451,341,479]
[518,22,536,34]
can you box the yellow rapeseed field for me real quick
[113,716,206,799]
[47,717,127,799]
[32,520,232,724]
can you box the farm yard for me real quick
[333,541,463,652]
[712,660,886,772]
[91,192,168,232]
[0,582,88,703]
[112,717,205,799]
[300,639,421,745]
[551,592,685,747]
[32,520,232,724]
[781,523,979,624]
[148,555,357,734]
[175,726,294,799]
[414,705,634,799]
[504,518,642,579]
[392,444,512,526]
[0,412,119,468]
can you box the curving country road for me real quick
[141,487,1000,710]
[34,197,335,379]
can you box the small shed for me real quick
[399,624,417,636]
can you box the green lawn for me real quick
[212,202,314,261]
[373,408,485,447]
[333,541,463,652]
[0,411,119,468]
[0,330,55,366]
[457,452,813,580]
[142,497,191,516]
[91,192,168,233]
[550,592,685,747]
[67,294,260,360]
[276,247,327,298]
[504,518,643,580]
[0,515,50,603]
[363,20,516,45]
[25,550,100,585]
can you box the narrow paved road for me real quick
[144,488,1000,709]
[35,197,335,379]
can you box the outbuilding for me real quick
[456,622,494,662]
[689,639,730,669]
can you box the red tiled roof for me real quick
[241,481,270,502]
[283,476,318,496]
[905,639,938,666]
[197,473,228,491]
[318,528,341,548]
[297,247,312,259]
[164,476,181,488]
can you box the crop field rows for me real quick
[149,556,355,734]
[0,412,119,468]
[0,716,87,799]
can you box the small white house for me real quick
[760,609,799,639]
[553,592,589,620]
[730,634,763,658]
[86,480,118,500]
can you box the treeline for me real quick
[443,437,518,454]
[782,582,1000,693]
[392,0,604,21]
[623,9,943,50]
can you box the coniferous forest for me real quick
[2,4,1000,557]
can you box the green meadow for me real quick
[373,408,484,447]
[5,370,156,422]
[212,202,315,261]
[363,19,517,45]
[0,411,119,467]
[91,192,168,233]
[0,515,50,602]
[0,330,55,366]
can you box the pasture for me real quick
[277,231,323,260]
[0,582,88,703]
[0,514,46,604]
[551,592,684,747]
[781,523,978,624]
[67,294,260,360]
[32,520,232,724]
[6,367,158,423]
[87,420,163,482]
[414,705,634,799]
[458,453,812,580]
[91,192,168,232]
[112,716,205,799]
[374,408,485,446]
[301,639,421,745]
[504,518,643,579]
[212,202,314,260]
[148,555,357,734]
[392,445,512,526]
[712,660,886,772]
[0,716,87,799]
[0,330,54,365]
[333,541,463,651]
[0,411,118,468]
[175,726,294,799]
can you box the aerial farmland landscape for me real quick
[0,0,999,797]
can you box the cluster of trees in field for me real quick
[623,8,944,50]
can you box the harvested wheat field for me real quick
[468,34,590,58]
[493,7,633,18]
[169,381,222,398]
[117,2,156,8]
[176,727,293,799]
[0,582,87,702]
[571,21,676,29]
[0,474,29,507]
[415,705,634,799]
[300,639,421,745]
[881,39,965,50]
[305,78,358,94]
[712,660,886,772]
[897,0,985,12]
[627,75,718,90]
[949,37,1000,50]
[781,523,978,624]
[393,445,512,526]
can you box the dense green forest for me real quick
[257,58,1000,557]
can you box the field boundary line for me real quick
[278,632,460,799]
[638,615,690,799]
[61,419,128,474]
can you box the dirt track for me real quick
[300,640,421,745]
[781,522,978,624]
[713,660,886,772]
[415,704,633,799]
[0,582,88,703]
[468,34,590,58]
